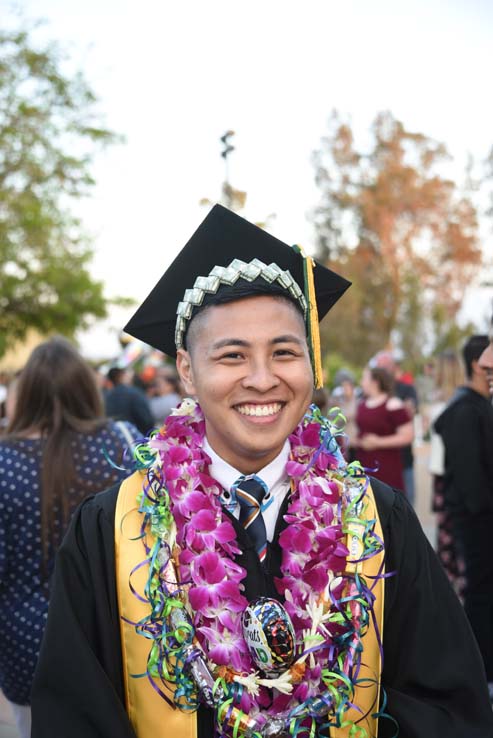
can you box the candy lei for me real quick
[129,399,384,737]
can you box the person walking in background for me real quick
[311,385,329,415]
[329,369,359,462]
[428,351,466,598]
[356,366,413,490]
[104,366,154,435]
[373,351,418,505]
[434,334,493,695]
[479,334,493,397]
[0,337,139,738]
[148,367,182,425]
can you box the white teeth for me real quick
[236,403,282,417]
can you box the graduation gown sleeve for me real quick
[373,480,493,738]
[31,484,137,738]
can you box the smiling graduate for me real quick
[31,206,493,738]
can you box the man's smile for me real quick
[234,402,285,417]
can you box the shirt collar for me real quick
[202,437,290,493]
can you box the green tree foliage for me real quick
[313,111,483,368]
[0,26,120,357]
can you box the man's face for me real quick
[478,343,493,397]
[176,295,314,474]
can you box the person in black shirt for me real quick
[434,334,493,690]
[104,367,154,435]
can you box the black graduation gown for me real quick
[31,478,493,738]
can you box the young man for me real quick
[434,334,493,694]
[31,206,493,737]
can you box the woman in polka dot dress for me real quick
[0,337,140,738]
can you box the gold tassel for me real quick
[293,245,323,389]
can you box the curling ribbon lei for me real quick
[292,244,323,389]
[115,471,197,738]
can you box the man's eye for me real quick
[219,352,243,360]
[274,349,296,357]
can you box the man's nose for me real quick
[241,360,280,392]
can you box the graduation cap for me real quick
[124,205,350,388]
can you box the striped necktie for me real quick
[234,475,268,562]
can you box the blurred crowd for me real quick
[0,331,493,735]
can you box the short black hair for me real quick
[462,335,489,378]
[107,367,124,385]
[184,281,305,353]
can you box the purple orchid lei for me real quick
[131,399,384,736]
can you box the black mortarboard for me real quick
[124,205,350,383]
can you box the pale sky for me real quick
[5,0,493,359]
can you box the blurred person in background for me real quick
[373,350,418,505]
[0,374,18,435]
[330,369,359,462]
[148,367,182,425]
[0,373,8,432]
[311,386,329,415]
[0,337,139,738]
[434,335,493,694]
[427,351,465,598]
[105,366,154,435]
[356,366,413,491]
[479,338,493,398]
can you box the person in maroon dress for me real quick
[356,367,413,491]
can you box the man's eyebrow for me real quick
[210,338,251,350]
[210,335,304,351]
[272,334,304,346]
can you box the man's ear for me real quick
[176,349,196,395]
[471,358,481,378]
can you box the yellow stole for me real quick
[115,471,384,738]
[115,472,197,738]
[332,484,385,738]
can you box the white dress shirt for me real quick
[202,438,291,542]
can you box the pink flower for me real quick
[293,664,322,702]
[199,599,248,623]
[280,548,311,577]
[302,563,329,592]
[191,551,226,584]
[167,445,191,464]
[189,577,244,611]
[285,460,308,478]
[278,523,313,553]
[198,472,222,497]
[198,620,251,672]
[183,509,237,552]
[172,488,215,518]
[301,424,322,448]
